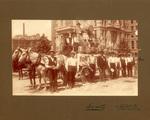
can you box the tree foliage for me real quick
[32,34,51,54]
[117,39,131,53]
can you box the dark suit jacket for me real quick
[97,55,107,69]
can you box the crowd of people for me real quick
[107,52,138,79]
[45,48,138,93]
[37,22,138,93]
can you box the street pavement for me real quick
[12,72,138,96]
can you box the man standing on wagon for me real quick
[75,23,84,45]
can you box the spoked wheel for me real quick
[96,66,111,81]
[97,68,103,81]
[80,66,92,83]
[105,66,111,79]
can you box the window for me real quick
[131,35,134,38]
[131,26,134,31]
[94,20,97,26]
[94,30,97,38]
[132,41,134,49]
[131,20,134,23]
[136,26,138,30]
[61,20,63,26]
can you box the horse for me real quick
[18,48,42,88]
[36,55,51,90]
[55,54,68,88]
[12,47,26,80]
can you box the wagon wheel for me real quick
[80,66,91,83]
[105,66,111,79]
[97,68,104,81]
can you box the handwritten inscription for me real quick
[116,104,140,111]
[138,57,144,61]
[85,103,106,111]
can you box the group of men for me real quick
[107,52,138,79]
[45,48,138,93]
[64,22,95,53]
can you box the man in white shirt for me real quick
[66,51,77,89]
[115,54,121,78]
[127,53,133,77]
[108,53,117,79]
[120,54,127,77]
[89,51,97,83]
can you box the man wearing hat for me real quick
[108,52,117,79]
[120,53,127,77]
[88,51,97,83]
[45,48,58,93]
[65,51,77,89]
[75,23,83,42]
[115,54,121,78]
[97,50,107,81]
[71,32,79,52]
[127,53,134,77]
[75,23,83,35]
[64,33,71,45]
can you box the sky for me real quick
[12,20,51,40]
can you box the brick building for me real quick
[12,34,48,52]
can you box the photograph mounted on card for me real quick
[12,20,138,96]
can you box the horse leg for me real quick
[54,70,58,92]
[18,68,21,80]
[37,76,41,90]
[29,70,33,87]
[20,68,23,80]
[43,74,47,91]
[63,71,68,89]
[32,68,36,88]
[18,70,20,80]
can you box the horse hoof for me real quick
[28,84,33,87]
[37,86,41,90]
[43,87,47,91]
[50,91,54,94]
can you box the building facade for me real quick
[51,20,138,53]
[12,34,48,51]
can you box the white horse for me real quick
[12,47,26,80]
[18,48,55,90]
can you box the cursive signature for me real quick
[85,103,106,111]
[116,104,140,111]
[138,57,144,61]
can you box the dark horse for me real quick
[18,48,42,88]
[12,47,26,80]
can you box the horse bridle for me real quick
[24,51,42,66]
[13,48,22,61]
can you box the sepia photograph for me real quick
[12,20,138,96]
